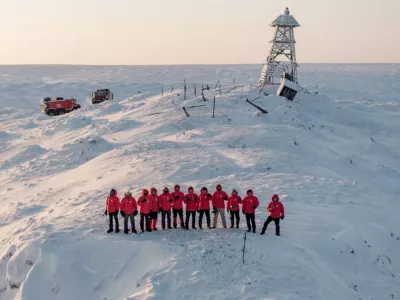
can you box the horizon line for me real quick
[0,62,399,67]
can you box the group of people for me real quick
[104,184,285,236]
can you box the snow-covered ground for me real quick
[0,64,399,300]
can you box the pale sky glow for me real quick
[0,0,399,64]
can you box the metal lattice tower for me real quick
[259,8,300,86]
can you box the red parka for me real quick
[106,192,120,213]
[120,195,137,214]
[148,187,160,212]
[137,190,151,214]
[267,195,285,218]
[184,187,199,212]
[227,195,242,211]
[212,190,229,209]
[171,185,185,210]
[242,195,259,214]
[159,192,174,211]
[198,192,212,210]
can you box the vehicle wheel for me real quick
[48,110,55,116]
[58,110,65,115]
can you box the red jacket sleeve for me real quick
[255,197,259,208]
[133,197,138,210]
[223,192,228,200]
[238,196,243,204]
[267,201,273,212]
[227,197,231,209]
[280,202,285,216]
[137,197,143,207]
[106,197,109,210]
[120,198,125,211]
[212,193,216,207]
[116,197,120,210]
[183,195,188,204]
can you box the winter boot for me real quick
[115,228,120,233]
[192,225,197,230]
[132,229,137,234]
[247,229,251,232]
[230,225,234,228]
[107,229,113,233]
[236,224,239,229]
[124,229,129,234]
[168,225,172,229]
[173,218,177,229]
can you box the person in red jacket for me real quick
[227,189,242,228]
[159,187,174,230]
[212,184,228,228]
[184,186,199,230]
[120,191,138,234]
[261,194,285,236]
[171,184,185,229]
[197,187,212,229]
[148,187,160,230]
[242,189,259,233]
[137,189,151,232]
[104,189,121,233]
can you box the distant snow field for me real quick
[0,64,399,300]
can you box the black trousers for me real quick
[172,209,184,219]
[185,211,196,228]
[109,212,119,230]
[245,213,256,232]
[262,216,280,235]
[140,213,151,231]
[150,211,158,220]
[161,210,172,228]
[230,210,240,227]
[198,209,211,228]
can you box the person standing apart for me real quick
[159,187,174,230]
[184,186,199,230]
[212,184,228,228]
[171,184,185,229]
[261,194,285,236]
[104,189,120,233]
[242,189,259,233]
[120,191,138,234]
[227,189,242,228]
[197,187,212,229]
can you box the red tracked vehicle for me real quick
[41,97,81,116]
[92,89,113,104]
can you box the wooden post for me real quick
[184,79,187,101]
[212,96,216,118]
[182,106,190,117]
[245,98,268,114]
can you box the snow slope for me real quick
[0,64,399,300]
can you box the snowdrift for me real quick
[0,65,399,300]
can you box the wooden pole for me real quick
[184,79,187,101]
[182,106,190,117]
[212,96,216,118]
[246,98,268,114]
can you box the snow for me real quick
[0,64,399,300]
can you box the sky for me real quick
[0,0,399,65]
